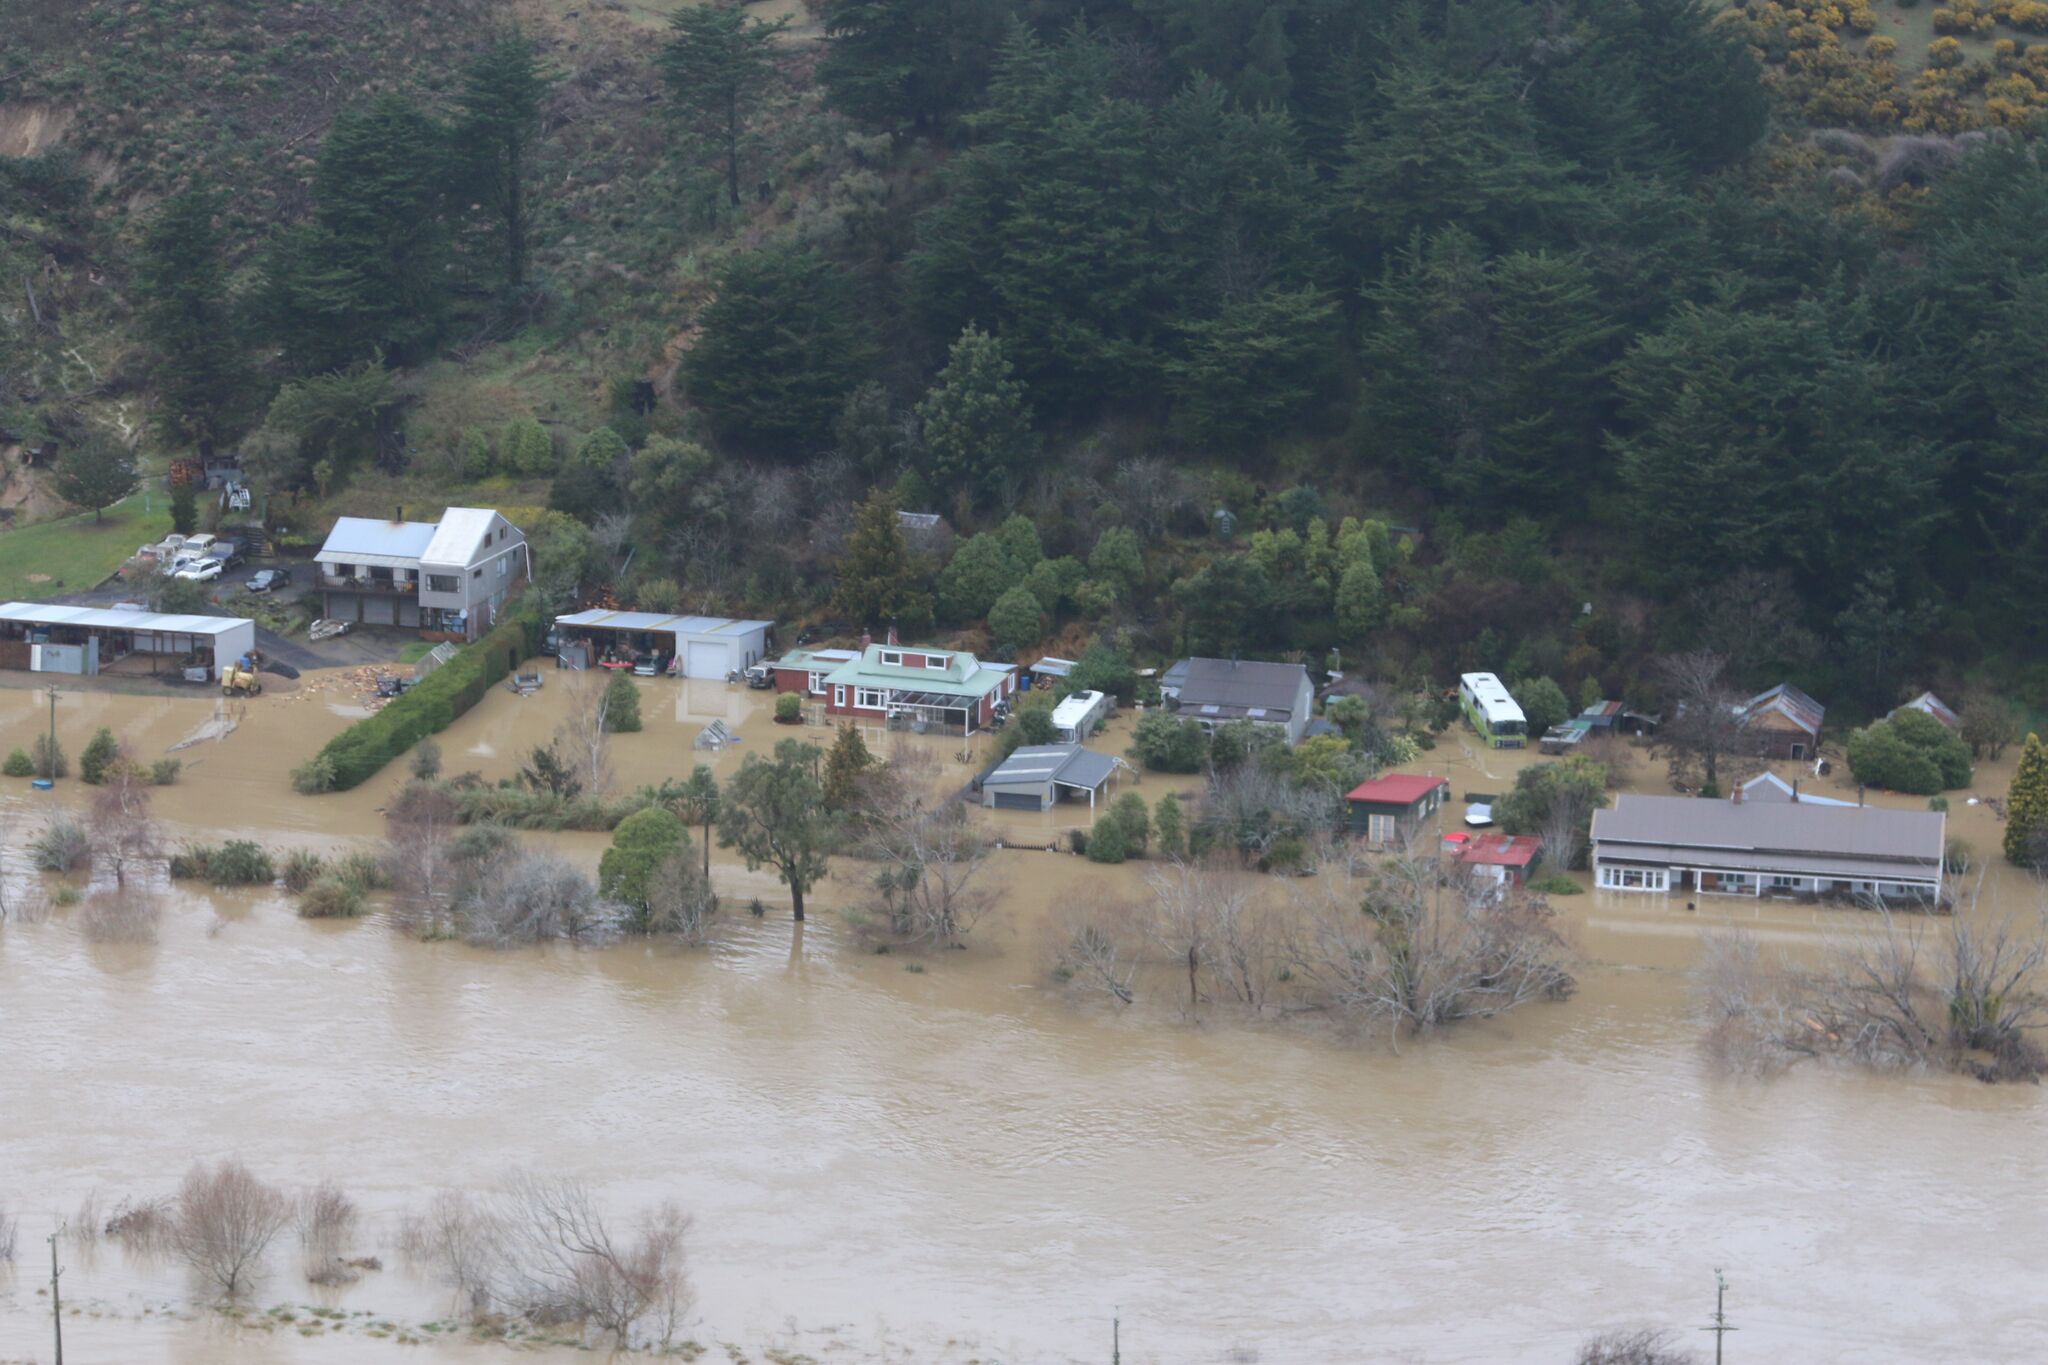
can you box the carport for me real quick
[0,602,257,680]
[553,610,772,677]
[978,744,1124,812]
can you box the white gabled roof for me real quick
[421,507,505,567]
[0,601,255,641]
[316,516,439,569]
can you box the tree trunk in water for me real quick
[791,881,805,923]
[702,823,712,879]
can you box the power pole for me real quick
[1111,1307,1120,1365]
[49,1231,63,1364]
[46,685,58,781]
[1701,1268,1735,1365]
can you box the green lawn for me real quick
[0,493,171,602]
[398,641,436,664]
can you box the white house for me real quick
[316,507,528,640]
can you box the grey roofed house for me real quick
[1168,657,1317,746]
[1590,792,1944,903]
[979,744,1121,811]
[316,507,528,640]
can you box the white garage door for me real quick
[361,594,397,626]
[683,641,729,679]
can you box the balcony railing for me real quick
[319,574,415,595]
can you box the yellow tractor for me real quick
[220,659,264,697]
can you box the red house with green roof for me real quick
[770,629,1018,734]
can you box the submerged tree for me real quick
[719,738,837,922]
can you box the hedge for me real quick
[297,604,546,793]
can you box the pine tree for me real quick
[660,3,787,209]
[1154,792,1185,860]
[455,28,557,290]
[135,184,243,453]
[684,246,877,452]
[264,94,452,370]
[169,483,198,537]
[821,724,875,814]
[915,325,1036,500]
[817,0,1011,133]
[2005,733,2048,866]
[831,489,934,632]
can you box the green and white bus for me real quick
[1459,672,1527,749]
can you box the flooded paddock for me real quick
[0,668,2045,1361]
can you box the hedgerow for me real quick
[294,603,545,794]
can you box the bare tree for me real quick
[459,847,625,948]
[0,1203,16,1261]
[1143,860,1272,1013]
[1199,765,1341,868]
[1651,651,1762,796]
[89,759,160,891]
[1578,1327,1698,1365]
[384,783,464,935]
[400,1190,500,1319]
[494,1174,691,1348]
[296,1180,358,1257]
[1283,855,1575,1039]
[862,800,1002,947]
[171,1159,293,1297]
[643,848,717,944]
[559,671,614,796]
[1051,905,1138,1005]
[78,888,163,944]
[107,1195,176,1255]
[1699,897,2048,1082]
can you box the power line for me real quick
[1702,1268,1737,1365]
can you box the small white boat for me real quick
[1464,802,1494,827]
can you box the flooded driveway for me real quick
[0,671,2044,1361]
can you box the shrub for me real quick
[1130,711,1209,773]
[603,673,642,733]
[171,840,274,886]
[280,849,325,893]
[1,748,30,777]
[331,850,390,893]
[775,691,802,723]
[599,807,686,914]
[79,728,119,785]
[297,876,365,919]
[1846,710,1971,795]
[150,758,181,785]
[32,733,66,780]
[1528,873,1584,896]
[410,740,442,782]
[299,607,544,792]
[987,584,1043,653]
[1107,791,1151,856]
[1510,677,1571,739]
[1086,812,1128,863]
[30,815,89,872]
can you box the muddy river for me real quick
[0,670,2044,1362]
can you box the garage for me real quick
[977,744,1127,812]
[360,594,397,627]
[685,641,727,679]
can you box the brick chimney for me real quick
[1732,781,1743,804]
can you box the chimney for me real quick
[860,628,873,651]
[1858,784,1865,807]
[1791,779,1800,803]
[886,620,898,647]
[1732,781,1742,805]
[395,505,403,522]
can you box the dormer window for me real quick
[926,655,948,670]
[880,650,902,666]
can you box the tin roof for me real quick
[982,744,1117,792]
[1741,682,1825,738]
[0,601,255,640]
[1346,773,1450,806]
[1592,793,1941,871]
[316,516,438,568]
[1893,691,1960,731]
[1174,658,1309,718]
[1459,833,1541,868]
[420,507,504,566]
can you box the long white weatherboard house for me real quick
[315,508,528,640]
[1590,793,1945,904]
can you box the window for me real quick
[1771,875,1798,889]
[927,655,948,670]
[1367,814,1396,844]
[856,688,885,710]
[497,557,507,578]
[880,650,902,666]
[426,574,459,593]
[1791,743,1807,760]
[808,671,825,695]
[833,685,846,708]
[471,568,482,580]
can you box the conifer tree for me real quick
[831,490,933,632]
[135,184,243,453]
[2005,733,2048,866]
[915,325,1035,501]
[53,438,138,523]
[455,28,556,290]
[821,724,876,814]
[660,3,787,209]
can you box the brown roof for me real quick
[1592,794,1943,879]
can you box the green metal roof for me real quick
[822,644,1013,698]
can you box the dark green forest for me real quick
[5,0,2048,718]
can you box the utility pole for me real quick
[1701,1268,1735,1365]
[49,1231,63,1364]
[46,685,58,782]
[1111,1307,1120,1365]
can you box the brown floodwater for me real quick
[1,671,2045,1362]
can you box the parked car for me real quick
[246,568,291,593]
[175,559,224,583]
[633,653,661,677]
[541,626,559,657]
